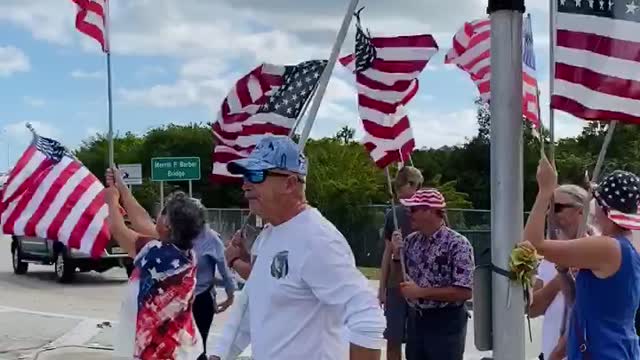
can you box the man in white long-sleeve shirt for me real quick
[209,135,385,360]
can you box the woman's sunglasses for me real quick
[243,170,297,184]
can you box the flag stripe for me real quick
[2,167,53,235]
[211,61,325,181]
[47,171,94,241]
[2,135,110,258]
[66,182,105,249]
[2,147,41,202]
[71,0,108,52]
[14,157,74,235]
[552,2,640,122]
[445,16,540,127]
[24,161,82,237]
[340,26,436,167]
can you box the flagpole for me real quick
[549,0,557,161]
[297,0,360,151]
[488,0,526,358]
[106,52,114,167]
[105,0,114,168]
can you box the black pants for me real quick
[406,305,468,360]
[193,290,215,360]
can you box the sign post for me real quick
[151,157,201,206]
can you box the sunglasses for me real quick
[408,206,431,213]
[554,203,579,213]
[243,170,299,184]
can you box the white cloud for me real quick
[135,65,167,78]
[4,121,62,146]
[70,69,104,79]
[0,1,74,44]
[0,46,30,77]
[23,96,45,107]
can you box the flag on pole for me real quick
[339,14,438,168]
[445,16,540,128]
[0,126,110,258]
[71,0,109,52]
[551,0,640,123]
[211,60,327,182]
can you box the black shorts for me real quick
[383,286,408,343]
[406,305,469,360]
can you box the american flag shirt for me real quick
[133,237,202,359]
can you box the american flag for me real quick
[0,130,110,258]
[71,0,109,52]
[211,60,327,181]
[552,0,640,123]
[339,16,438,168]
[134,239,200,359]
[445,15,540,128]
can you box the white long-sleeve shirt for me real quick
[211,208,385,360]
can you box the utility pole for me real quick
[488,0,526,359]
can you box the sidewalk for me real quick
[0,305,541,360]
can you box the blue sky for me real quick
[0,0,588,173]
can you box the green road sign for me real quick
[151,157,201,181]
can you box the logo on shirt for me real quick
[270,251,289,279]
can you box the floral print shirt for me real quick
[403,226,475,309]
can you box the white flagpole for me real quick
[105,0,114,167]
[297,0,360,151]
[549,0,556,161]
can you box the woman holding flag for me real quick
[523,157,640,359]
[105,168,204,360]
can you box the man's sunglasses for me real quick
[553,203,580,213]
[243,170,302,184]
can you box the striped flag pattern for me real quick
[71,0,109,52]
[339,19,438,168]
[0,131,110,258]
[399,188,447,209]
[445,16,540,128]
[211,60,326,181]
[552,0,640,123]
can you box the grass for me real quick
[358,266,381,280]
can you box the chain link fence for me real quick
[204,206,498,268]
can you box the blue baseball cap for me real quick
[227,135,308,176]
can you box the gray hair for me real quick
[162,191,205,250]
[555,184,588,207]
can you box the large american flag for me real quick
[71,0,109,52]
[445,15,540,128]
[211,60,327,181]
[0,131,110,258]
[339,18,438,168]
[552,0,640,123]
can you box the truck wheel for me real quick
[11,243,28,275]
[54,250,75,283]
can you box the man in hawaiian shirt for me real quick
[391,188,475,360]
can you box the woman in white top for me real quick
[528,184,594,360]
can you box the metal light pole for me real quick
[488,0,526,359]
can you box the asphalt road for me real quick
[0,234,542,359]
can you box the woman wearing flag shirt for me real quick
[523,158,640,359]
[105,168,203,360]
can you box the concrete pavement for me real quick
[0,235,542,359]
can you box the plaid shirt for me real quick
[403,226,474,309]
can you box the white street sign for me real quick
[117,163,142,185]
